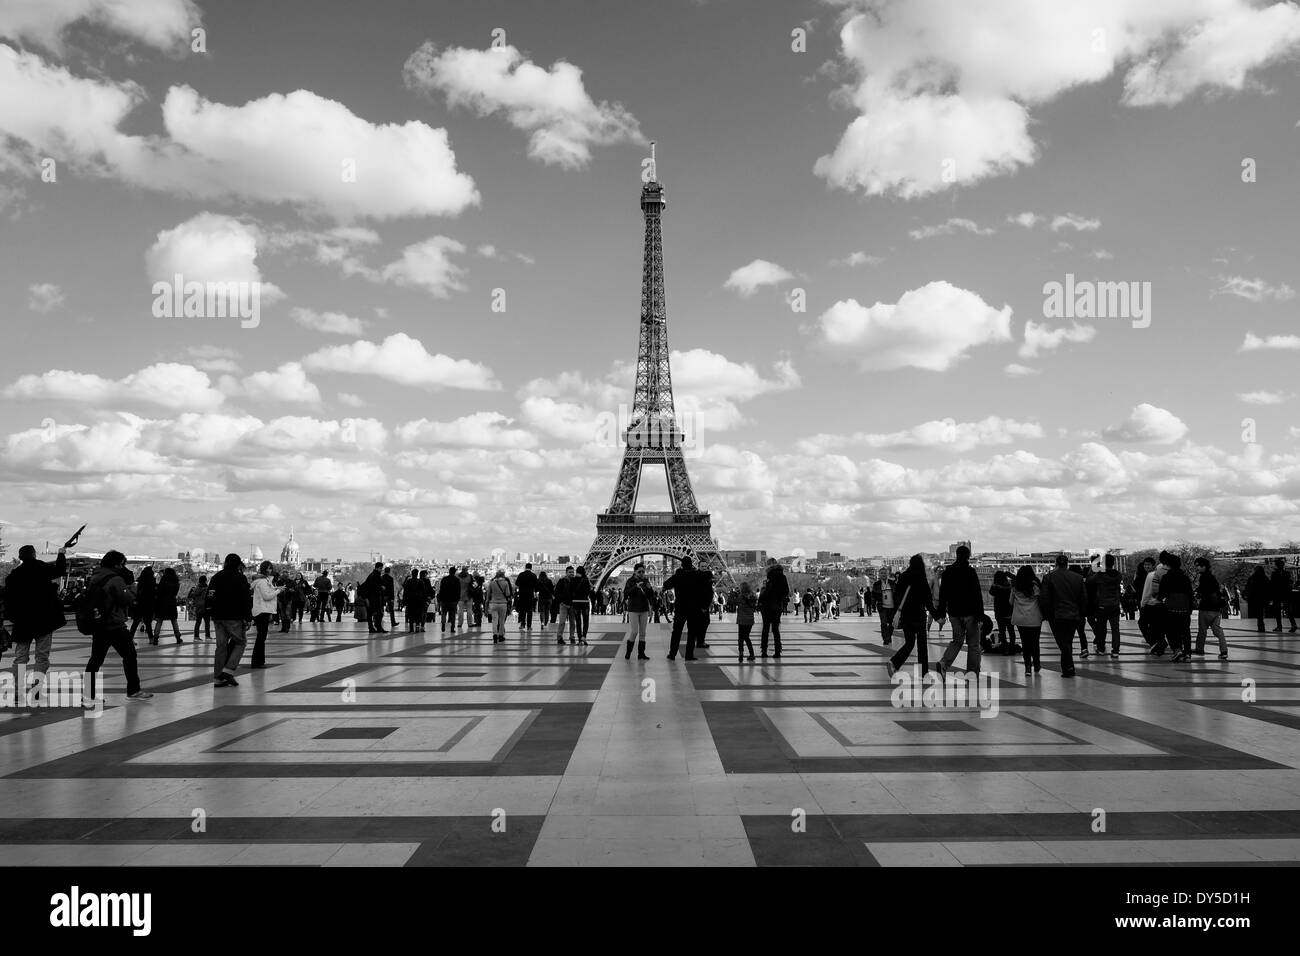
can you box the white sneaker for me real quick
[127,691,154,701]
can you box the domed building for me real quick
[280,528,301,567]
[248,545,264,565]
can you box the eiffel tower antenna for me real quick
[583,155,729,590]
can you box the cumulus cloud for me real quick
[225,362,322,405]
[145,212,284,303]
[3,363,225,411]
[1215,275,1297,302]
[1101,403,1189,444]
[815,0,1300,197]
[1050,213,1101,232]
[302,333,499,391]
[0,46,478,221]
[403,41,645,168]
[798,417,1044,455]
[723,259,798,296]
[375,236,467,298]
[1240,333,1300,351]
[1239,390,1293,405]
[0,0,200,53]
[397,412,537,449]
[27,282,64,312]
[291,307,366,336]
[1019,320,1097,359]
[813,281,1013,371]
[831,251,883,268]
[908,218,995,240]
[1004,363,1041,377]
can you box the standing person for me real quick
[1244,565,1270,634]
[188,574,212,641]
[1010,566,1044,676]
[857,586,866,617]
[694,566,714,648]
[420,570,435,630]
[383,567,398,630]
[153,567,184,644]
[1134,557,1162,650]
[470,574,485,629]
[934,545,983,678]
[486,570,515,644]
[438,567,461,635]
[456,568,473,631]
[537,571,554,629]
[129,566,157,645]
[801,588,814,623]
[402,571,424,633]
[878,572,896,646]
[1161,555,1195,662]
[988,570,1015,653]
[664,556,708,661]
[276,574,294,633]
[313,571,333,622]
[1090,554,1124,658]
[515,563,538,631]
[207,553,252,687]
[361,563,387,634]
[250,561,282,669]
[1270,558,1297,633]
[884,554,937,678]
[331,584,347,623]
[1193,557,1229,660]
[759,558,789,659]
[622,564,654,661]
[1040,553,1086,677]
[569,567,592,645]
[82,551,153,701]
[735,580,758,662]
[554,566,575,645]
[3,544,68,695]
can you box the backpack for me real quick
[73,580,109,635]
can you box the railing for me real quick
[598,512,711,527]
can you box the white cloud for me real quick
[813,281,1013,371]
[397,412,537,449]
[723,259,798,297]
[1101,403,1189,444]
[376,236,467,298]
[908,218,995,240]
[226,362,322,406]
[1215,275,1297,302]
[1239,391,1294,405]
[0,47,478,221]
[1089,249,1115,260]
[225,455,387,494]
[815,1,1300,198]
[403,41,645,168]
[3,363,225,411]
[1004,363,1041,377]
[145,212,285,303]
[1240,333,1300,351]
[1019,320,1097,359]
[302,333,499,391]
[183,345,240,374]
[290,307,366,336]
[1008,212,1042,228]
[1050,213,1101,232]
[27,282,64,312]
[0,0,200,53]
[798,417,1044,455]
[831,251,883,268]
[338,392,365,408]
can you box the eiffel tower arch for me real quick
[584,146,730,592]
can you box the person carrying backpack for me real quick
[82,551,153,701]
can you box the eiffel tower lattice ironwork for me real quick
[584,147,729,590]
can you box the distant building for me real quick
[280,528,301,566]
[720,549,767,567]
[248,545,264,565]
[815,551,845,563]
[948,540,973,559]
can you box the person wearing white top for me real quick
[250,560,282,669]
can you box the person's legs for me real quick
[251,613,271,667]
[220,620,247,678]
[889,622,919,672]
[1019,625,1040,669]
[1209,611,1227,656]
[668,609,686,658]
[1107,608,1121,653]
[960,615,982,674]
[1049,618,1076,674]
[771,615,782,656]
[555,604,570,642]
[939,616,968,669]
[577,603,590,642]
[492,604,507,639]
[684,611,703,658]
[109,629,142,695]
[760,612,772,656]
[738,623,753,658]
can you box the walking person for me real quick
[1244,565,1270,634]
[1161,555,1195,662]
[622,563,654,661]
[568,567,592,645]
[759,558,789,658]
[1010,565,1044,676]
[276,573,294,633]
[736,580,757,662]
[1270,558,1297,633]
[554,566,575,645]
[884,554,936,678]
[383,566,398,630]
[402,571,425,633]
[934,544,983,678]
[153,566,184,644]
[486,569,515,644]
[664,556,709,661]
[3,544,68,698]
[537,571,554,629]
[988,570,1015,652]
[438,567,461,635]
[250,561,281,669]
[313,571,333,622]
[361,563,387,634]
[878,573,895,646]
[515,563,538,631]
[82,550,153,702]
[208,553,252,687]
[1040,553,1086,677]
[129,565,157,645]
[1090,554,1124,658]
[331,584,347,623]
[188,574,212,641]
[1133,557,1162,651]
[1193,557,1229,660]
[456,568,473,631]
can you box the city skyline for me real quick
[2,0,1299,563]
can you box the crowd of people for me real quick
[0,538,1296,700]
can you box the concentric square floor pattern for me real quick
[2,615,1299,866]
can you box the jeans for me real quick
[625,610,649,643]
[193,612,212,639]
[555,603,571,639]
[368,600,386,631]
[519,598,534,629]
[669,611,707,658]
[1196,610,1227,654]
[440,601,458,632]
[252,613,272,666]
[490,602,509,638]
[1164,610,1191,654]
[12,632,52,674]
[1018,625,1042,670]
[85,626,141,697]
[889,619,929,673]
[213,619,247,678]
[457,599,472,629]
[760,607,782,655]
[1139,605,1165,649]
[154,615,182,642]
[738,623,754,657]
[1091,606,1121,652]
[940,614,982,674]
[1048,618,1078,673]
[569,601,590,641]
[995,616,1016,646]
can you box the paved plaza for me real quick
[2,614,1299,867]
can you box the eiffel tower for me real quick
[584,145,729,590]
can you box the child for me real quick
[736,581,757,662]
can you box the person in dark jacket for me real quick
[1193,557,1228,659]
[695,566,714,649]
[554,567,575,644]
[3,544,68,688]
[664,556,711,661]
[438,567,461,634]
[759,559,789,658]
[1089,554,1124,657]
[188,574,212,641]
[1161,555,1195,662]
[313,572,333,622]
[567,567,592,645]
[382,567,397,629]
[83,551,153,700]
[537,571,555,629]
[208,553,253,686]
[1244,565,1269,633]
[469,574,485,629]
[735,580,758,662]
[885,554,938,677]
[402,572,425,632]
[153,566,184,644]
[360,563,386,634]
[515,563,538,630]
[1270,559,1297,633]
[988,570,1015,652]
[129,565,156,644]
[935,545,984,677]
[1040,553,1086,677]
[622,564,655,660]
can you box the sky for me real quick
[0,0,1298,563]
